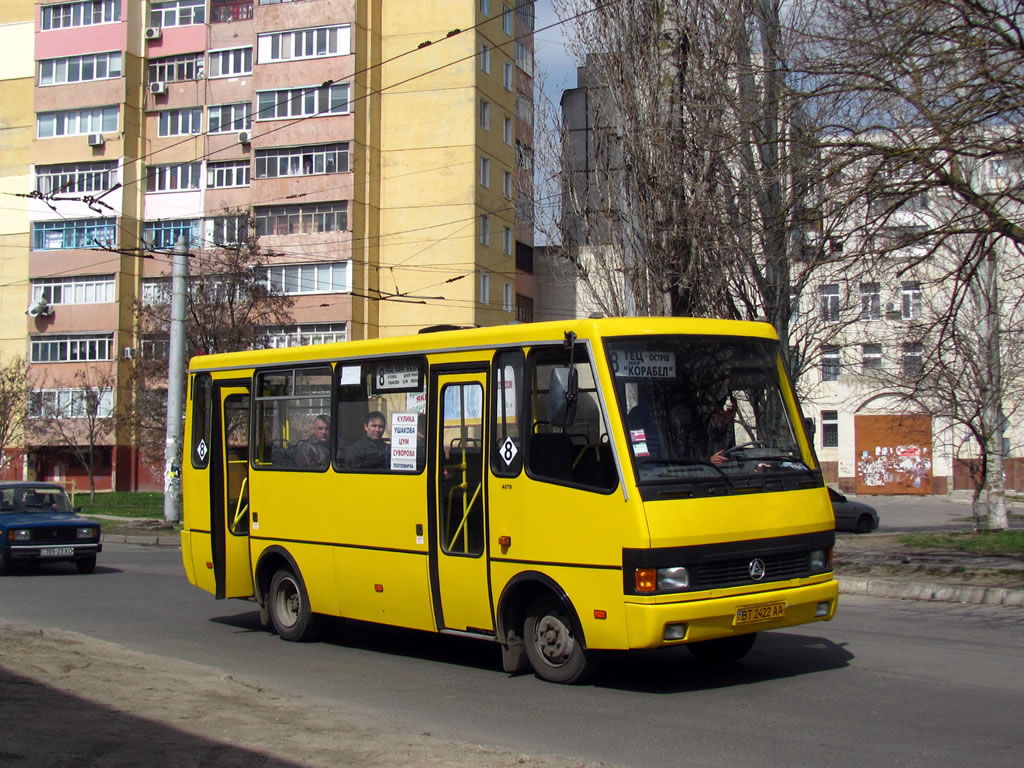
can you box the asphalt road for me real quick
[1,543,1022,767]
[852,493,1019,532]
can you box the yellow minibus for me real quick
[181,317,838,683]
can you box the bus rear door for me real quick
[431,370,493,634]
[211,382,253,599]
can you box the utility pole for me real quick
[163,235,188,523]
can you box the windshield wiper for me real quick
[637,458,734,485]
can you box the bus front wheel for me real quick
[686,633,757,665]
[269,568,319,642]
[523,596,594,684]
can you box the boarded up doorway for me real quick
[855,414,932,495]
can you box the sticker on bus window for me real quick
[340,366,361,386]
[610,350,677,378]
[406,391,427,412]
[390,412,420,471]
[374,363,421,392]
[630,429,650,457]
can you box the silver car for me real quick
[828,487,880,534]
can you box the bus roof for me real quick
[186,316,779,373]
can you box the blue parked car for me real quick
[0,481,102,574]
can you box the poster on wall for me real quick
[854,414,932,495]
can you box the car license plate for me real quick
[40,546,75,557]
[735,602,786,625]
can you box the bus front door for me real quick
[211,383,253,599]
[432,372,493,634]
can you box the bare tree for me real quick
[129,215,294,471]
[0,356,30,475]
[28,367,118,502]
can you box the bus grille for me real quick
[691,552,811,590]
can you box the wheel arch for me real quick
[495,571,589,650]
[254,545,304,608]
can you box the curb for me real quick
[102,533,180,547]
[838,576,1024,607]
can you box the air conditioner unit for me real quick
[149,81,167,95]
[87,133,105,147]
[145,26,162,40]
[123,346,136,360]
[27,298,53,318]
[237,130,251,144]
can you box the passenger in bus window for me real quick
[341,411,390,469]
[295,415,331,468]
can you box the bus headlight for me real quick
[809,549,831,572]
[657,566,690,591]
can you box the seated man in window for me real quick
[341,411,390,470]
[295,414,330,469]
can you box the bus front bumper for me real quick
[622,578,839,649]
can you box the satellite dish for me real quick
[27,298,53,317]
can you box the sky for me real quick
[533,1,578,113]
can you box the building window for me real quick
[150,0,206,28]
[209,216,248,246]
[480,215,490,245]
[207,160,251,188]
[41,1,120,30]
[30,333,113,363]
[860,282,881,321]
[480,43,491,73]
[789,289,800,325]
[480,157,490,187]
[211,0,253,23]
[821,345,841,382]
[480,272,490,304]
[263,262,352,295]
[480,99,490,129]
[254,201,348,236]
[29,387,113,419]
[503,170,512,199]
[39,51,122,86]
[35,162,117,196]
[516,293,533,322]
[481,0,490,16]
[158,108,202,137]
[515,242,533,273]
[504,116,512,145]
[32,218,115,250]
[256,83,350,119]
[264,323,347,348]
[37,106,118,138]
[862,343,882,371]
[515,94,533,126]
[32,275,115,305]
[255,143,350,178]
[208,47,254,77]
[142,278,171,305]
[503,282,513,312]
[143,219,201,250]
[515,40,532,75]
[147,163,201,192]
[902,281,922,319]
[208,103,253,133]
[257,24,351,63]
[820,283,840,322]
[503,5,513,34]
[515,140,532,170]
[903,342,923,378]
[148,53,204,84]
[503,226,512,255]
[503,60,513,90]
[821,410,839,448]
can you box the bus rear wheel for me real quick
[686,633,757,665]
[523,596,594,684]
[269,568,319,642]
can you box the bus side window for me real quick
[526,346,618,493]
[491,349,524,477]
[253,367,332,471]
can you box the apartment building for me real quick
[10,0,535,490]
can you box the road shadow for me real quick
[210,611,852,690]
[0,665,304,767]
[0,562,122,577]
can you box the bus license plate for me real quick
[736,602,786,625]
[40,546,75,557]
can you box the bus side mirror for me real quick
[548,366,578,427]
[804,417,815,440]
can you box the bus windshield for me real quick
[605,335,810,487]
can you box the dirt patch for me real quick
[0,622,604,768]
